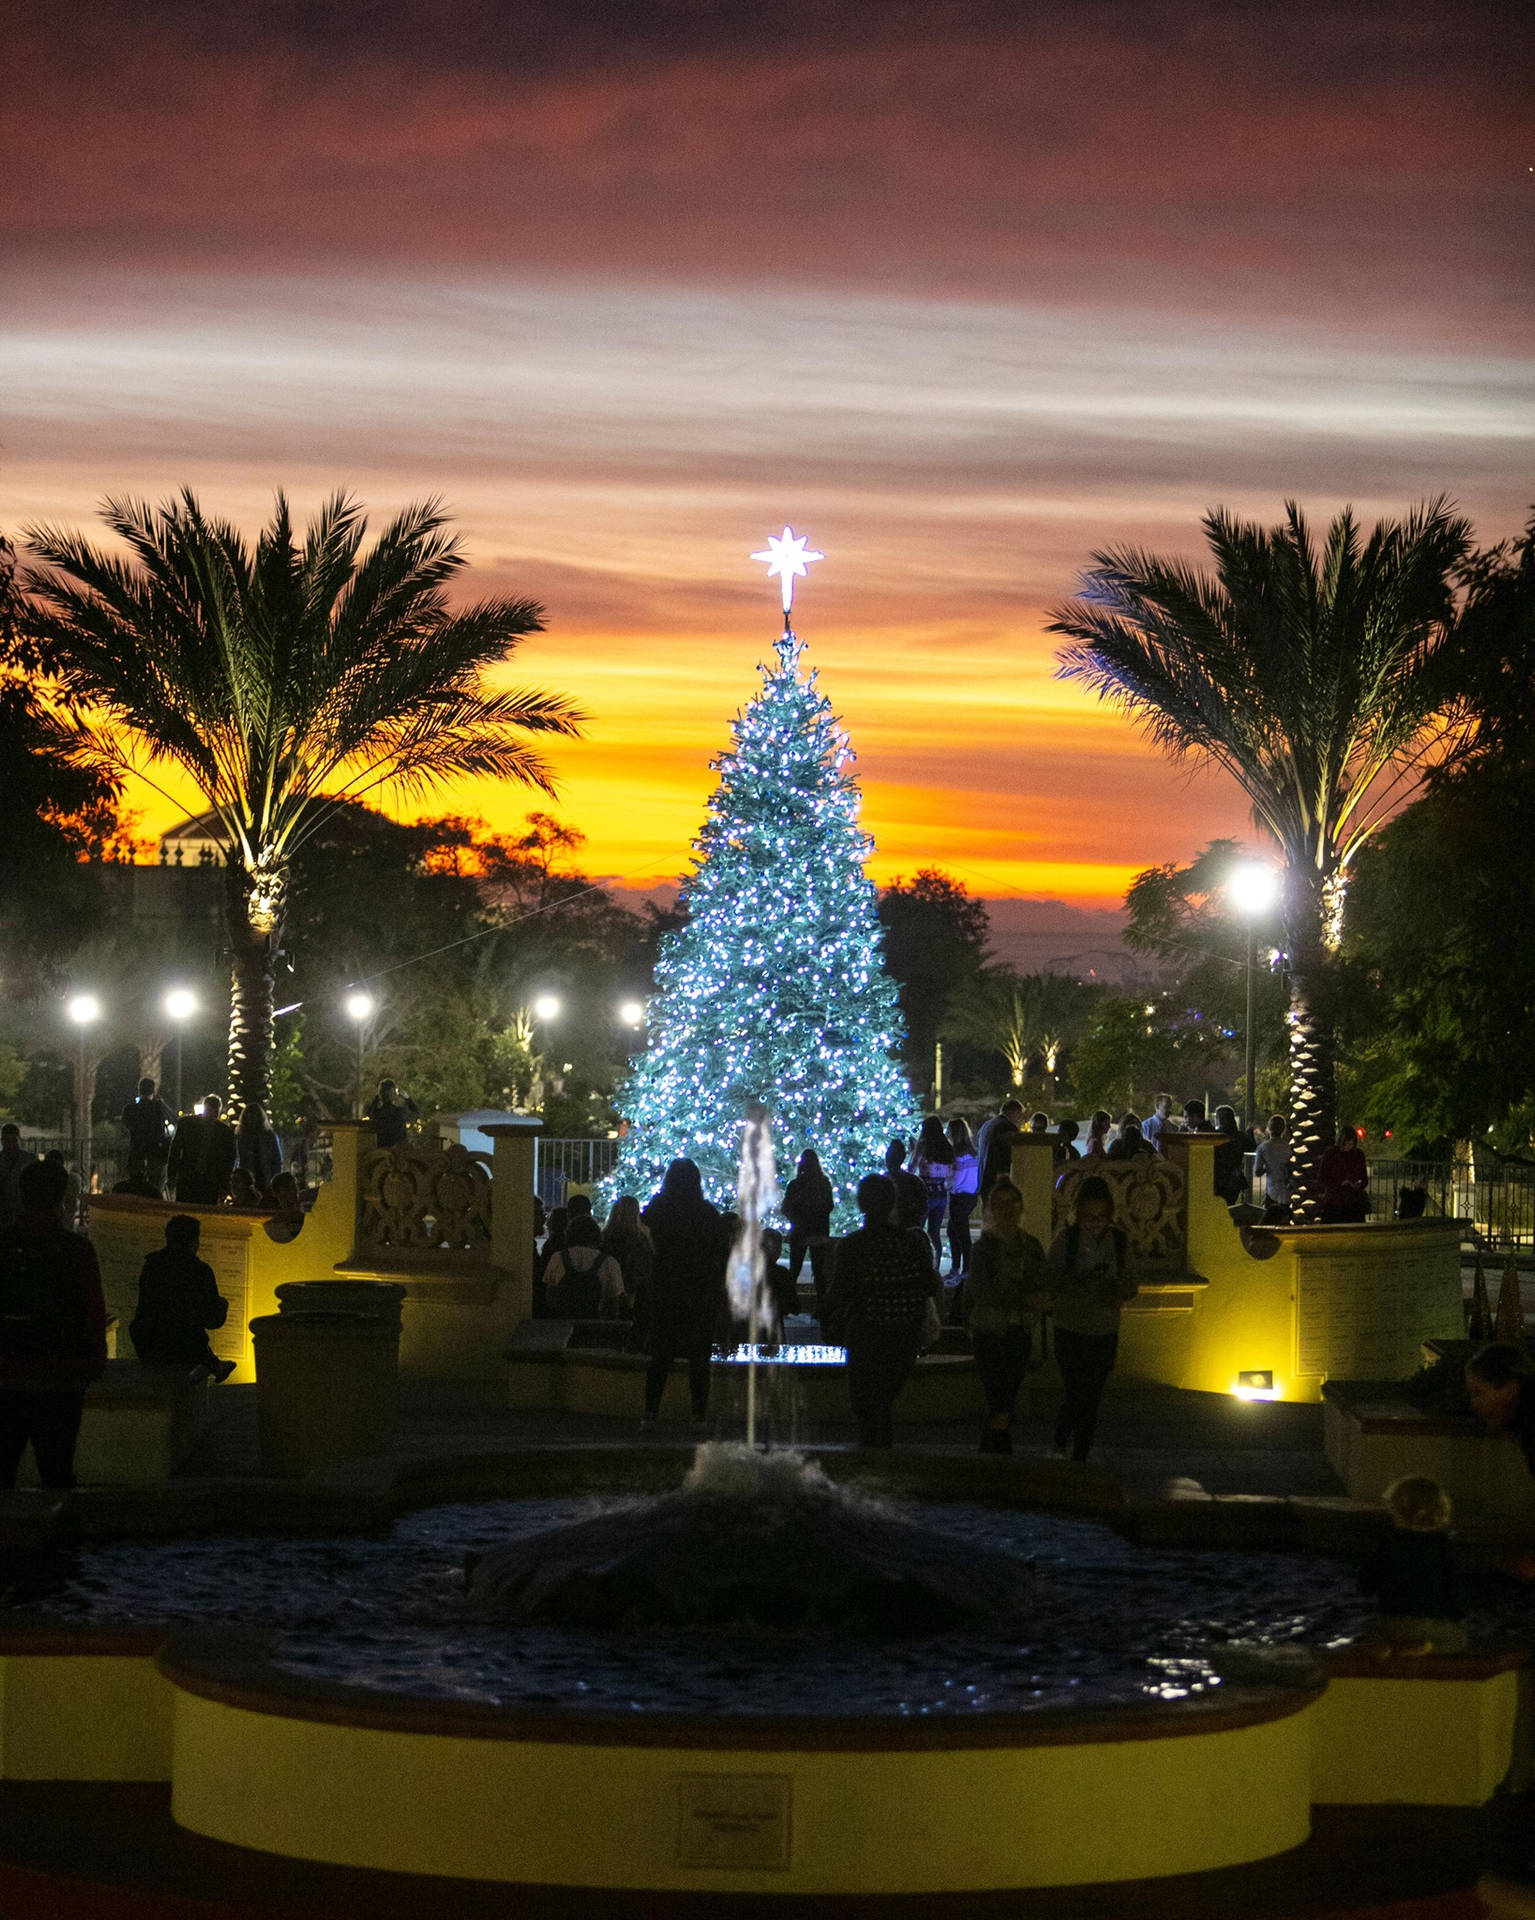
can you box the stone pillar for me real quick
[485,1119,543,1325]
[1009,1133,1060,1248]
[1162,1134,1215,1248]
[326,1120,372,1264]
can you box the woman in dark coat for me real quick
[640,1159,729,1430]
[781,1148,834,1312]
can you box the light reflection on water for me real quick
[10,1496,1509,1717]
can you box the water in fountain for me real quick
[724,1100,779,1448]
[461,1442,1036,1635]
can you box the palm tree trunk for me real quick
[224,858,286,1115]
[1286,966,1336,1221]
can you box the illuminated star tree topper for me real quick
[751,526,824,627]
[606,529,913,1222]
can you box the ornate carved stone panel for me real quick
[1052,1159,1187,1265]
[358,1142,493,1256]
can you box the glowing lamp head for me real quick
[66,993,101,1027]
[344,991,376,1024]
[1233,1369,1278,1401]
[533,994,561,1022]
[163,987,198,1023]
[1228,861,1281,919]
[618,1000,646,1028]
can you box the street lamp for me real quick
[532,993,561,1023]
[344,990,376,1117]
[163,987,198,1114]
[66,992,102,1190]
[617,999,645,1029]
[1227,861,1281,1131]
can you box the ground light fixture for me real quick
[1233,1369,1279,1401]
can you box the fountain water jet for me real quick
[725,1098,779,1449]
[461,1441,1036,1633]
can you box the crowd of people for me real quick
[521,1093,1407,1459]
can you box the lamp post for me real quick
[344,991,376,1117]
[66,992,102,1188]
[1227,862,1281,1132]
[617,999,645,1032]
[530,993,561,1103]
[163,987,198,1114]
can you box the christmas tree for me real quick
[608,531,913,1217]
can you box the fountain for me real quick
[463,1441,1035,1632]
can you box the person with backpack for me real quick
[0,1158,109,1488]
[542,1215,626,1318]
[1044,1174,1138,1462]
[823,1173,943,1448]
[129,1214,235,1380]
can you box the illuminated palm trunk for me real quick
[1282,877,1339,1223]
[224,856,288,1115]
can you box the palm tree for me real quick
[1049,500,1472,1214]
[24,490,583,1111]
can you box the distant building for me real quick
[157,810,228,869]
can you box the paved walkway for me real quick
[186,1371,1338,1500]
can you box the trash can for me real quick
[250,1310,400,1477]
[275,1279,406,1332]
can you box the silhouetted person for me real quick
[883,1137,907,1176]
[1045,1175,1138,1462]
[235,1102,283,1196]
[909,1116,956,1269]
[1317,1126,1370,1224]
[824,1173,941,1448]
[1106,1114,1154,1161]
[0,1158,108,1488]
[167,1094,238,1206]
[1052,1118,1082,1167]
[641,1159,729,1431]
[975,1098,1025,1201]
[1182,1099,1214,1133]
[1253,1114,1292,1223]
[129,1214,234,1381]
[965,1178,1049,1454]
[121,1077,175,1194]
[0,1124,35,1228]
[782,1148,834,1309]
[1210,1103,1252,1205]
[365,1078,418,1149]
[542,1215,625,1318]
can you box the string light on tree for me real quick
[607,531,912,1218]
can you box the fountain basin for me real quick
[158,1627,1318,1893]
[0,1449,1526,1893]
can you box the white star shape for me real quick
[751,527,824,615]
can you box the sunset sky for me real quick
[5,1,1531,921]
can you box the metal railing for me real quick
[534,1136,623,1211]
[18,1133,123,1198]
[1244,1153,1535,1251]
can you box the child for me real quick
[1359,1475,1467,1655]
